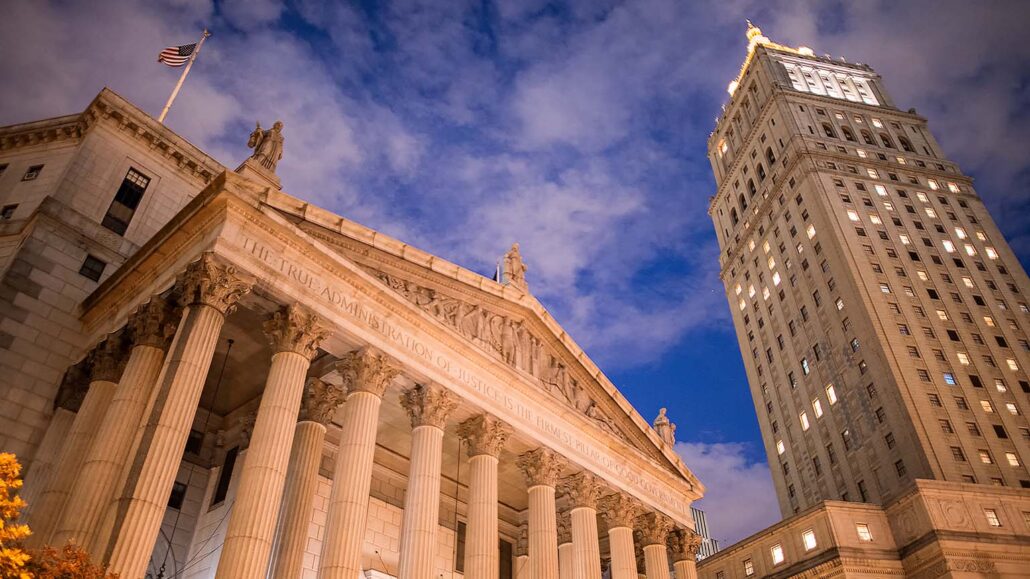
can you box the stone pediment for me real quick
[260,189,699,486]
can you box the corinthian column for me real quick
[557,513,573,579]
[216,304,330,579]
[636,513,674,579]
[31,336,127,546]
[517,448,566,579]
[318,348,400,579]
[54,297,178,553]
[599,494,639,579]
[668,528,702,579]
[103,254,251,579]
[270,378,343,579]
[458,414,512,579]
[561,473,603,579]
[398,383,457,579]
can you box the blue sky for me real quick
[3,0,1030,545]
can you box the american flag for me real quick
[157,43,197,67]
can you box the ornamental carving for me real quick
[400,383,457,429]
[517,448,566,487]
[335,348,399,398]
[298,377,344,425]
[515,525,529,557]
[457,414,512,458]
[179,253,252,315]
[557,511,572,545]
[363,268,625,440]
[599,494,640,528]
[635,512,674,546]
[264,303,332,359]
[239,411,257,448]
[560,472,604,509]
[89,333,130,383]
[667,528,703,563]
[128,296,180,349]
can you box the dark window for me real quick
[185,429,205,454]
[168,481,188,510]
[0,204,16,220]
[499,539,513,579]
[102,168,151,235]
[212,446,239,505]
[455,521,467,572]
[993,425,1008,439]
[78,254,106,282]
[22,164,44,181]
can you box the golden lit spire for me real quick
[727,21,815,96]
[746,20,763,42]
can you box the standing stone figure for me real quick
[502,243,528,290]
[653,407,676,446]
[247,120,285,173]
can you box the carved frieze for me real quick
[362,267,626,440]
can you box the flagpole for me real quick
[158,28,210,123]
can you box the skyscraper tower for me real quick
[707,23,1030,517]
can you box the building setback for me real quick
[700,23,1030,578]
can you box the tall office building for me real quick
[707,24,1030,517]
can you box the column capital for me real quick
[178,253,252,315]
[557,511,572,545]
[264,303,332,358]
[668,527,703,563]
[335,347,399,398]
[457,413,512,458]
[89,333,130,383]
[128,296,179,350]
[599,493,640,529]
[400,383,457,429]
[517,448,566,487]
[559,472,604,509]
[298,377,345,426]
[55,362,91,412]
[635,511,675,546]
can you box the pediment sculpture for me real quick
[364,267,627,441]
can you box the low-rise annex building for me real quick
[0,88,705,579]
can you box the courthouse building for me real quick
[0,89,705,578]
[700,24,1030,578]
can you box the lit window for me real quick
[1007,359,1019,371]
[985,247,998,260]
[884,201,894,211]
[917,270,929,281]
[965,244,976,256]
[957,353,970,366]
[976,230,987,241]
[1006,403,1019,416]
[948,182,960,193]
[880,283,891,294]
[802,358,810,374]
[1006,452,1020,466]
[749,239,756,251]
[776,440,785,455]
[955,227,967,239]
[872,118,883,128]
[835,298,844,311]
[744,559,754,576]
[802,529,817,551]
[917,192,929,202]
[767,256,776,269]
[937,310,948,321]
[874,184,887,196]
[856,523,873,541]
[734,283,742,295]
[739,299,746,311]
[942,240,955,253]
[719,140,728,154]
[995,379,1007,392]
[773,272,781,286]
[928,179,939,191]
[870,214,882,224]
[867,168,879,179]
[962,277,974,288]
[899,234,910,245]
[847,209,860,221]
[944,372,957,385]
[857,149,868,158]
[980,450,994,464]
[926,208,937,218]
[770,544,785,565]
[763,287,771,300]
[896,156,906,164]
[813,399,824,417]
[749,285,756,298]
[984,316,995,327]
[807,224,816,239]
[826,384,838,404]
[981,400,994,413]
[800,412,810,431]
[984,509,1001,527]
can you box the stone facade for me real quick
[1,90,703,578]
[707,24,1030,517]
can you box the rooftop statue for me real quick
[247,120,284,173]
[502,242,528,291]
[653,407,676,446]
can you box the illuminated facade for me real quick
[707,24,1030,517]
